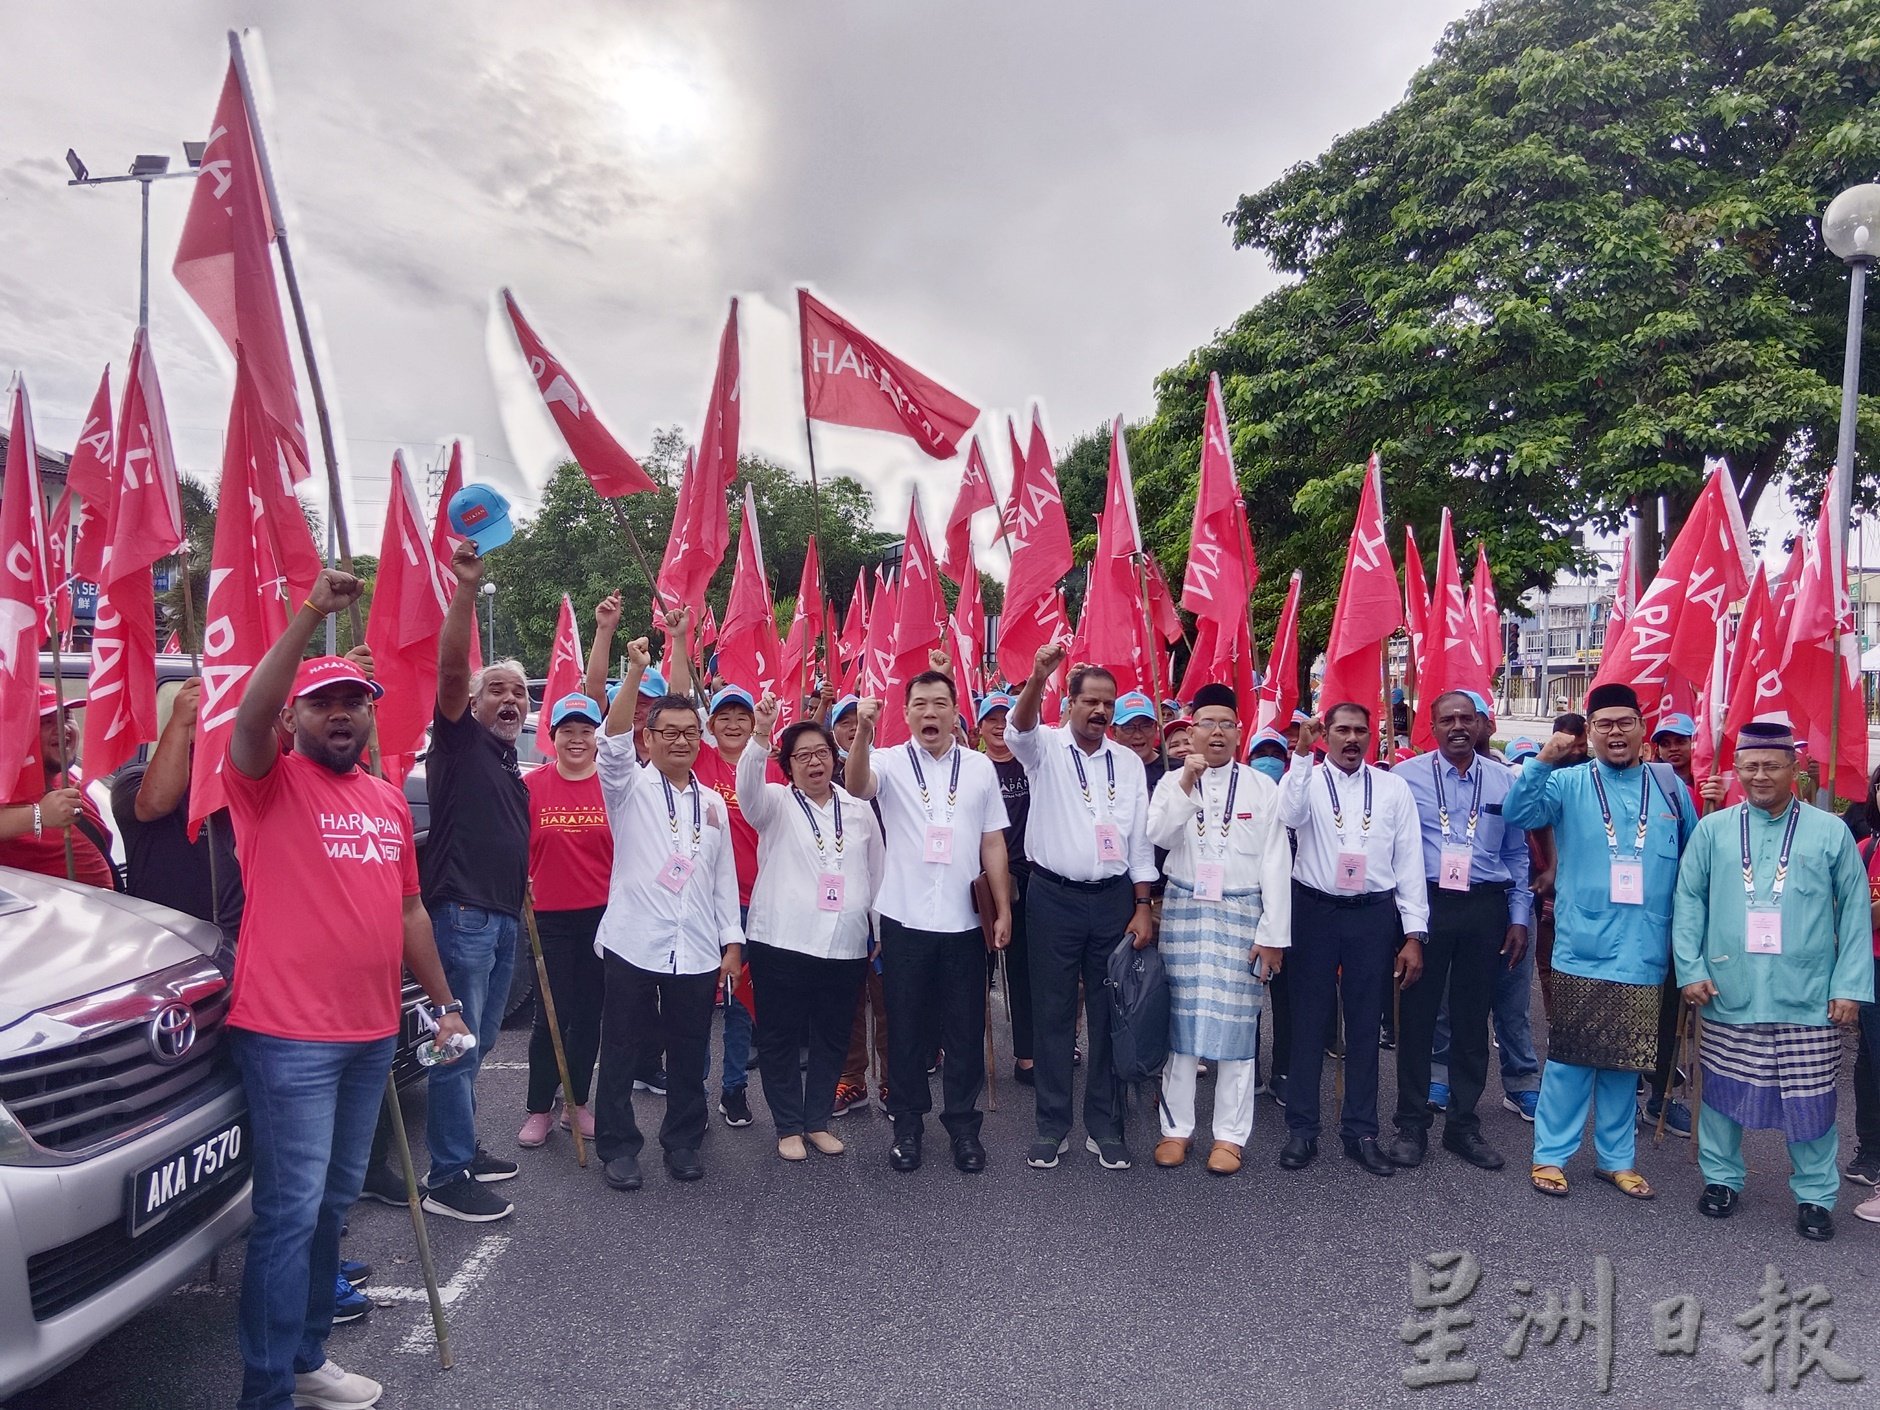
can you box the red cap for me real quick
[37,685,62,717]
[290,656,384,701]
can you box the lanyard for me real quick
[1432,759,1484,846]
[661,772,703,856]
[793,787,845,864]
[906,744,963,826]
[1739,801,1802,908]
[1589,764,1650,861]
[1323,764,1372,842]
[1069,743,1117,817]
[1195,766,1240,858]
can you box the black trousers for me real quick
[1285,883,1399,1144]
[1026,870,1134,1144]
[1395,885,1509,1139]
[1004,869,1036,1063]
[880,917,987,1140]
[747,942,865,1137]
[526,906,606,1112]
[594,955,716,1162]
[1645,973,1683,1102]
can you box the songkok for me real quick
[1584,682,1640,716]
[1735,721,1797,754]
[1191,683,1237,714]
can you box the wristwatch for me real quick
[430,1000,465,1022]
[1403,932,1428,947]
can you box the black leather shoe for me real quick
[1385,1132,1426,1169]
[1277,1135,1318,1170]
[1698,1183,1738,1218]
[663,1148,704,1182]
[603,1155,642,1191]
[952,1135,987,1173]
[1342,1136,1395,1177]
[890,1133,923,1172]
[1013,1063,1035,1087]
[1442,1130,1505,1171]
[1797,1202,1834,1241]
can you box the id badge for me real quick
[1193,861,1225,902]
[658,853,695,894]
[1610,859,1644,906]
[923,825,954,864]
[1335,850,1367,892]
[1746,906,1783,954]
[1095,822,1124,864]
[1439,846,1473,892]
[817,872,846,913]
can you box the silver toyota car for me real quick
[0,865,252,1400]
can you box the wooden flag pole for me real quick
[523,890,587,1167]
[1132,554,1172,770]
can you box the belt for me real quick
[1296,882,1393,909]
[1427,880,1515,894]
[1033,866,1129,894]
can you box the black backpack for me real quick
[1105,937,1170,1084]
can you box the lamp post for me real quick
[65,145,205,330]
[481,581,497,659]
[1823,182,1880,547]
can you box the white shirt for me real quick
[594,732,744,973]
[736,742,883,960]
[1276,754,1430,933]
[853,740,1007,932]
[1146,763,1292,950]
[1005,722,1156,884]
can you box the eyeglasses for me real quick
[649,727,701,743]
[1587,717,1639,734]
[1189,720,1237,734]
[790,748,833,764]
[1735,761,1795,778]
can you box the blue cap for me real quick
[637,668,668,699]
[1507,736,1541,762]
[976,691,1015,723]
[1290,709,1311,726]
[1112,691,1157,725]
[708,685,755,716]
[1460,689,1493,718]
[1249,726,1289,752]
[831,694,859,722]
[1652,712,1697,739]
[549,692,603,730]
[1162,698,1181,712]
[447,483,513,554]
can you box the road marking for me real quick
[375,1233,511,1354]
[480,1060,530,1070]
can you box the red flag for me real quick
[1210,615,1262,758]
[502,288,657,498]
[999,415,1027,543]
[797,289,979,459]
[192,353,326,824]
[1080,421,1151,690]
[1591,460,1752,722]
[86,332,186,783]
[883,490,944,743]
[0,379,54,804]
[996,405,1074,681]
[1177,617,1223,701]
[1690,610,1731,785]
[1420,509,1489,729]
[1610,532,1637,635]
[781,535,823,703]
[429,440,480,675]
[161,630,180,655]
[941,435,995,582]
[65,367,115,584]
[1181,373,1254,622]
[1718,567,1781,779]
[173,60,309,482]
[1317,456,1400,735]
[1255,569,1304,734]
[951,544,988,697]
[1472,545,1502,680]
[1145,553,1183,646]
[662,300,741,610]
[717,486,780,693]
[861,569,897,701]
[1403,526,1430,697]
[700,601,719,648]
[837,570,868,695]
[1781,467,1867,800]
[536,595,585,761]
[46,489,76,641]
[658,447,705,609]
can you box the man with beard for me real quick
[221,570,468,1410]
[416,539,531,1222]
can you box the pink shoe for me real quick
[517,1112,553,1148]
[561,1103,595,1139]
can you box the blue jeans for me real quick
[719,903,753,1094]
[232,1030,394,1410]
[1432,939,1541,1096]
[425,901,516,1186]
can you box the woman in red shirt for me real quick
[519,694,614,1147]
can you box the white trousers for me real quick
[1160,1052,1256,1147]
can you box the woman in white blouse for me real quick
[738,693,885,1161]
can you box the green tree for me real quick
[1133,0,1880,666]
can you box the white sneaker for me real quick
[1856,1192,1880,1224]
[292,1358,382,1408]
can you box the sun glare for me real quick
[611,52,712,155]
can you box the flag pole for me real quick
[174,542,227,930]
[1132,554,1171,771]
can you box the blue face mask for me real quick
[1249,755,1286,783]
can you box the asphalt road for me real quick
[23,983,1880,1410]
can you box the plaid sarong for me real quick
[1699,1021,1842,1144]
[1161,878,1264,1061]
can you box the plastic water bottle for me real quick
[415,1031,478,1067]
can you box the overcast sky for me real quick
[0,0,1477,556]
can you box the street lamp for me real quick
[1823,181,1880,550]
[65,143,203,329]
[480,581,497,659]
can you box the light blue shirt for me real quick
[1503,757,1697,986]
[1392,750,1533,928]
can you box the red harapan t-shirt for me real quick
[224,749,419,1042]
[693,747,759,907]
[526,766,612,912]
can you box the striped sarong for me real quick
[1161,878,1264,1061]
[1699,1021,1841,1144]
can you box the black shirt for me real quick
[419,705,530,916]
[990,753,1031,876]
[109,766,245,941]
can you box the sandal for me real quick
[1596,1167,1654,1200]
[1530,1164,1569,1197]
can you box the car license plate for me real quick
[128,1117,249,1236]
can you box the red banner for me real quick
[941,435,995,583]
[797,289,978,459]
[0,380,53,804]
[503,289,657,499]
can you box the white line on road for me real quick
[377,1233,511,1354]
